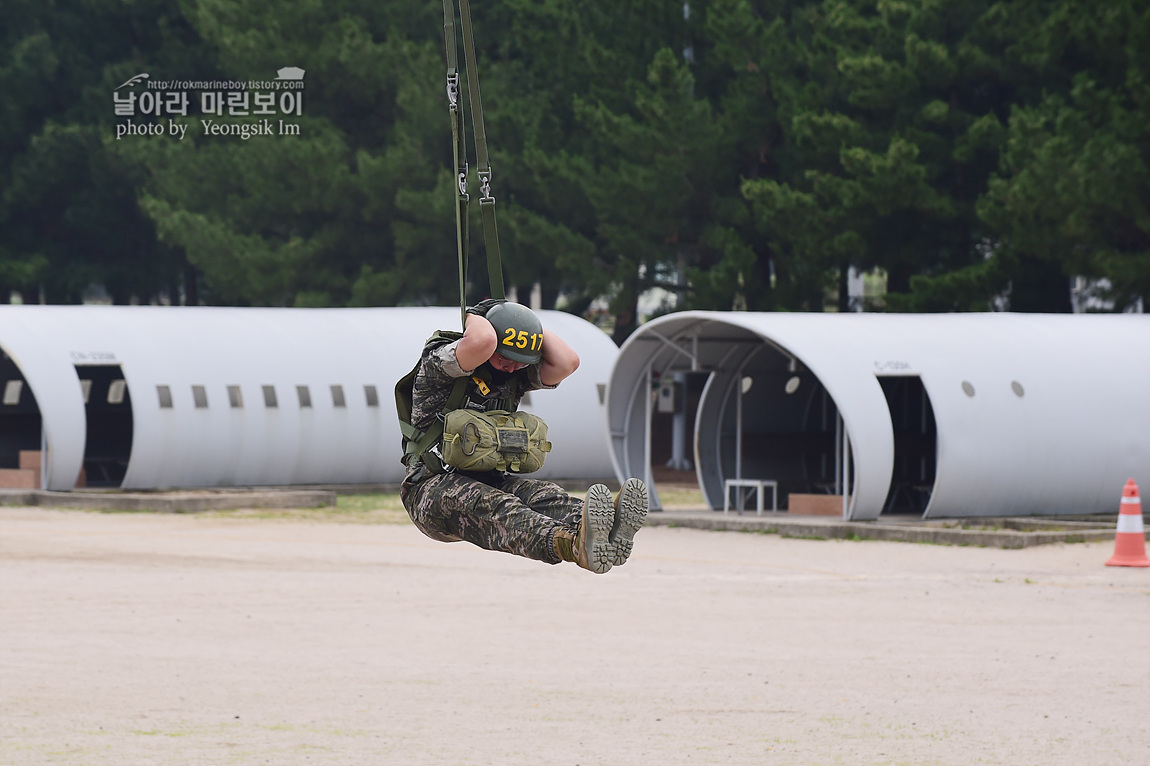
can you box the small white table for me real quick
[723,478,779,516]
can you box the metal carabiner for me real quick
[446,74,459,111]
[462,421,481,456]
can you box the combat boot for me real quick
[553,483,614,573]
[608,477,648,566]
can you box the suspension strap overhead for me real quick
[442,0,470,329]
[442,0,504,330]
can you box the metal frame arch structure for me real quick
[606,311,1150,520]
[0,306,617,490]
[606,312,894,519]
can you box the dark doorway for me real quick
[0,350,42,472]
[650,371,709,473]
[725,369,854,510]
[75,365,134,487]
[877,376,937,515]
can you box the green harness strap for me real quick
[395,331,472,474]
[398,375,469,474]
[442,0,504,327]
[457,0,504,303]
[395,6,510,475]
[442,0,470,329]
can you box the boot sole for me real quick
[584,484,616,574]
[609,478,648,566]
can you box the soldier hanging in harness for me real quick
[394,0,648,570]
[397,300,648,573]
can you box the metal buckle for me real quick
[446,74,459,111]
[478,170,495,204]
[428,443,456,474]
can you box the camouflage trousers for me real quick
[401,469,584,564]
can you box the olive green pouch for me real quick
[441,409,551,473]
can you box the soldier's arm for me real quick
[538,330,580,386]
[455,313,498,372]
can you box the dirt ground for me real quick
[2,506,1148,766]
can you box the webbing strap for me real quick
[403,375,471,474]
[443,0,504,329]
[457,0,488,178]
[443,0,470,329]
[458,0,504,302]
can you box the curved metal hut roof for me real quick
[607,311,1150,519]
[0,306,617,490]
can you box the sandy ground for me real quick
[1,507,1148,766]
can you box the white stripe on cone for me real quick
[1117,514,1145,534]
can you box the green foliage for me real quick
[2,0,1147,322]
[977,1,1150,310]
[734,0,1012,310]
[0,0,198,303]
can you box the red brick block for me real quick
[0,468,39,489]
[18,450,41,470]
[788,493,843,516]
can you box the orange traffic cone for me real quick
[1105,479,1149,568]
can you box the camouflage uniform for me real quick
[400,336,583,564]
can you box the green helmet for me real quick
[486,302,544,365]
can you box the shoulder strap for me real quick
[458,0,504,302]
[442,0,504,331]
[394,330,473,472]
[394,330,462,428]
[403,376,470,473]
[443,0,470,329]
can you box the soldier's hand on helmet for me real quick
[466,298,506,318]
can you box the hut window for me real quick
[79,379,92,404]
[192,385,208,408]
[297,385,312,408]
[364,385,379,407]
[107,379,126,405]
[157,385,173,408]
[3,380,22,405]
[228,385,243,408]
[331,385,346,408]
[262,385,278,408]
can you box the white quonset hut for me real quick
[607,312,1150,519]
[0,306,617,491]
